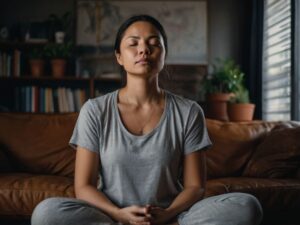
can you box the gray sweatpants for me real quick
[31,193,263,225]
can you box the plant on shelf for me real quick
[48,11,72,43]
[44,42,72,59]
[203,58,245,121]
[28,48,45,77]
[230,85,250,103]
[44,42,73,78]
[227,72,255,121]
[204,58,243,94]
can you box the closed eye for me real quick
[128,42,137,46]
[149,39,162,47]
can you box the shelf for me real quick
[0,76,122,82]
[93,76,122,82]
[0,41,47,50]
[0,40,122,113]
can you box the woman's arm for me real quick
[149,150,206,224]
[74,147,120,218]
[75,147,151,225]
[168,150,206,213]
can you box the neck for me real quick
[120,74,163,106]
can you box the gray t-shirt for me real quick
[69,90,211,208]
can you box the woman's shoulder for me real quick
[166,90,202,112]
[81,90,117,114]
[90,90,117,104]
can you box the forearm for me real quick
[75,185,120,221]
[166,187,205,219]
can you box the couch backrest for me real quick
[0,112,298,179]
[205,119,287,178]
[0,113,77,177]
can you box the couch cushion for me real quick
[0,173,74,217]
[205,119,280,178]
[206,177,300,214]
[0,113,78,177]
[243,126,300,178]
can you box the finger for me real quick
[145,213,153,219]
[144,205,152,214]
[132,206,149,215]
[136,222,151,225]
[130,220,151,225]
[132,215,151,223]
[149,207,161,214]
[151,206,161,209]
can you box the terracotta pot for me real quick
[206,93,232,121]
[227,103,256,121]
[51,59,66,78]
[29,59,45,77]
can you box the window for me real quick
[262,0,291,120]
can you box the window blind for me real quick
[262,0,291,120]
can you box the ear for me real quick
[115,50,123,66]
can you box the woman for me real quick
[31,15,263,225]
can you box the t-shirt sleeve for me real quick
[184,103,212,155]
[69,99,100,153]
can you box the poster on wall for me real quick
[76,0,207,64]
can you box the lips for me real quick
[136,58,150,64]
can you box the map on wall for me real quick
[76,0,207,64]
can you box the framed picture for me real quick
[76,0,207,64]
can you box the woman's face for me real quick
[115,21,166,78]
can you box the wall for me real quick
[208,0,247,66]
[0,0,247,64]
[0,0,249,100]
[0,0,74,25]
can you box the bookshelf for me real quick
[0,41,122,113]
[0,76,122,113]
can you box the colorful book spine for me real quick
[10,85,89,113]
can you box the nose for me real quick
[138,42,150,55]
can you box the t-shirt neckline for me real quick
[113,89,169,139]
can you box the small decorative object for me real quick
[203,58,242,121]
[227,75,255,121]
[55,31,65,44]
[0,26,9,40]
[28,48,45,77]
[44,42,73,77]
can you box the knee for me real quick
[31,197,66,225]
[234,193,263,225]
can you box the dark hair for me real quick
[114,14,168,56]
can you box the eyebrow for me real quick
[125,35,161,40]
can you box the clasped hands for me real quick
[117,205,175,225]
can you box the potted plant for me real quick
[48,11,71,43]
[28,48,45,77]
[44,42,72,77]
[203,58,242,121]
[227,75,255,121]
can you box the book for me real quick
[49,88,54,113]
[13,50,21,77]
[57,87,64,113]
[67,88,75,112]
[25,86,31,112]
[39,88,44,113]
[53,88,59,112]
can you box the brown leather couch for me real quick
[0,113,299,225]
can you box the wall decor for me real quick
[76,0,207,64]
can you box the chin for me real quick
[129,70,159,78]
